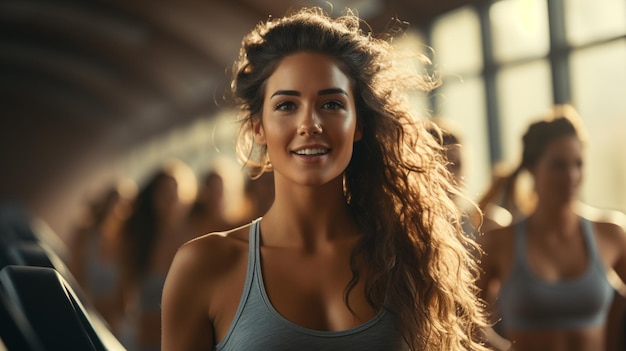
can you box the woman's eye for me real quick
[321,100,344,110]
[274,101,296,111]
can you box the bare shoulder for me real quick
[576,201,626,226]
[163,222,252,306]
[173,223,252,281]
[161,223,253,350]
[576,203,626,273]
[576,202,626,239]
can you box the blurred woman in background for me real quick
[69,179,135,334]
[118,159,196,351]
[477,105,626,351]
[186,170,231,237]
[426,117,511,238]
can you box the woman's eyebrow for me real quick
[270,88,348,99]
[270,90,299,98]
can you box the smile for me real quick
[293,148,330,156]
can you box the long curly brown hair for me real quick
[230,7,488,350]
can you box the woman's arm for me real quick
[161,242,214,351]
[600,217,626,351]
[476,229,514,351]
[609,223,626,286]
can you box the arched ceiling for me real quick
[1,0,477,143]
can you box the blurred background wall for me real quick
[1,0,625,245]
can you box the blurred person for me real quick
[236,170,275,225]
[427,117,512,338]
[162,7,488,351]
[477,105,626,351]
[427,117,512,237]
[226,169,275,228]
[186,170,231,237]
[68,179,136,333]
[118,159,196,351]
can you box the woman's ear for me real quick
[353,119,363,142]
[253,117,267,145]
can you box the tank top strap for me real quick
[215,218,263,349]
[580,217,599,260]
[249,218,261,263]
[248,217,262,288]
[515,216,601,272]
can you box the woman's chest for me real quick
[260,249,379,331]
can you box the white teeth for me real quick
[294,148,329,155]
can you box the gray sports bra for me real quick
[498,217,614,331]
[216,218,403,351]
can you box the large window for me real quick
[560,0,625,213]
[431,7,483,74]
[490,0,550,62]
[565,0,626,45]
[431,6,491,199]
[429,0,626,213]
[496,60,553,166]
[490,0,552,168]
[392,29,430,118]
[571,40,626,212]
[436,77,491,199]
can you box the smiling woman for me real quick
[161,7,489,351]
[256,52,361,186]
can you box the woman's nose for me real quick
[298,109,323,136]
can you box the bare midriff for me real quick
[507,325,604,351]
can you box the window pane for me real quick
[571,40,626,213]
[437,76,490,199]
[497,60,552,166]
[432,6,483,74]
[565,0,626,45]
[393,29,430,117]
[490,0,550,62]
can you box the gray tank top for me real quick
[498,217,614,331]
[215,218,403,351]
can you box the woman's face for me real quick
[255,52,361,187]
[531,135,583,206]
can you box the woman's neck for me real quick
[260,176,359,249]
[529,201,578,236]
